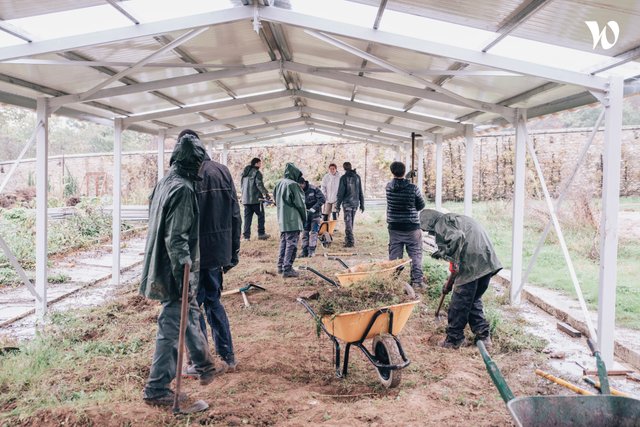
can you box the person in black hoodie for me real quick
[385,161,426,288]
[336,162,365,247]
[298,177,325,258]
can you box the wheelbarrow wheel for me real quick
[372,334,402,388]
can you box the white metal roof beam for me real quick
[105,0,140,25]
[301,106,427,135]
[259,6,607,91]
[219,124,310,144]
[201,117,304,139]
[482,0,551,52]
[0,19,33,43]
[308,118,409,142]
[123,90,291,125]
[230,129,312,147]
[312,127,401,147]
[309,123,405,146]
[295,89,463,130]
[50,61,280,108]
[285,62,504,120]
[306,30,508,115]
[0,7,254,61]
[166,106,299,134]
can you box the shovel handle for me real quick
[587,338,611,395]
[435,292,446,318]
[173,264,191,413]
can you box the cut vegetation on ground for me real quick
[0,208,555,426]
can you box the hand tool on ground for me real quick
[435,270,457,320]
[535,369,594,396]
[582,376,630,397]
[221,283,265,307]
[173,264,209,415]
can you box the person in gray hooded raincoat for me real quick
[139,131,218,406]
[420,209,502,349]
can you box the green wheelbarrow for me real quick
[477,340,640,427]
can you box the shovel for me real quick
[221,283,266,307]
[173,264,209,415]
[435,271,456,322]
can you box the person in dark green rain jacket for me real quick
[139,131,218,406]
[420,209,502,349]
[273,163,307,278]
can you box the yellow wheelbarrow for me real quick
[318,219,338,248]
[300,258,411,288]
[298,297,419,388]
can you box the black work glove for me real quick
[360,205,365,213]
[431,250,443,260]
[223,254,239,274]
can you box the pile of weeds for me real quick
[313,275,415,317]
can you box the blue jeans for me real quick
[197,267,235,364]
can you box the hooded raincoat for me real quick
[420,209,502,286]
[240,165,269,205]
[273,163,307,232]
[139,134,206,301]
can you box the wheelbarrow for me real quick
[300,258,411,288]
[477,339,640,426]
[318,219,338,248]
[297,297,419,388]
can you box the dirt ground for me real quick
[2,213,558,426]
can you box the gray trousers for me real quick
[144,294,215,399]
[388,228,423,284]
[278,231,300,271]
[301,216,321,253]
[343,208,356,246]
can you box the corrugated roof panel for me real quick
[219,71,286,97]
[512,0,640,58]
[511,84,588,109]
[348,0,522,32]
[300,78,356,98]
[95,91,180,117]
[408,99,472,120]
[285,26,368,67]
[442,74,550,105]
[0,0,103,20]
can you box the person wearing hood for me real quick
[139,130,218,407]
[240,157,270,241]
[336,162,365,247]
[321,163,341,222]
[273,163,307,277]
[180,129,240,379]
[385,161,426,288]
[298,176,326,258]
[420,209,502,349]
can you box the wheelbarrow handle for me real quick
[299,265,339,287]
[477,341,516,404]
[586,338,611,395]
[327,257,350,269]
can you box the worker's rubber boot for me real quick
[282,268,299,278]
[143,392,187,407]
[258,233,270,240]
[439,338,463,349]
[476,336,493,351]
[299,249,309,258]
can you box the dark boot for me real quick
[282,268,299,278]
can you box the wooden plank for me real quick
[557,321,582,338]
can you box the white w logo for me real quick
[585,21,620,50]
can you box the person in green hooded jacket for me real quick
[240,158,270,241]
[420,209,502,349]
[139,130,219,406]
[273,163,307,278]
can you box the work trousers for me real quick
[197,267,234,364]
[144,294,215,399]
[322,202,338,220]
[278,231,300,271]
[301,216,322,254]
[446,273,492,345]
[388,228,423,285]
[343,208,356,246]
[243,203,265,238]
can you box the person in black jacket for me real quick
[386,161,426,288]
[183,129,240,376]
[298,177,326,257]
[336,162,365,248]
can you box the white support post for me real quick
[417,137,425,196]
[464,124,474,216]
[157,130,165,182]
[435,134,443,210]
[222,143,229,166]
[112,119,123,286]
[598,77,624,366]
[35,97,49,323]
[510,109,527,304]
